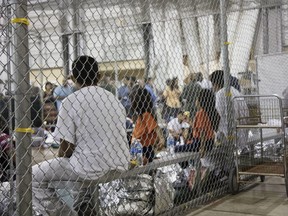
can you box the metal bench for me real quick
[46,152,200,214]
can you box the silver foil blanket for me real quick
[99,174,154,216]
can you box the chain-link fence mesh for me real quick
[1,0,288,215]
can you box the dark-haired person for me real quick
[99,74,116,95]
[192,89,220,152]
[167,111,190,146]
[180,73,202,121]
[210,70,248,150]
[230,75,241,92]
[43,82,58,126]
[43,81,54,102]
[118,76,132,116]
[162,77,182,122]
[32,56,130,215]
[175,89,220,153]
[131,87,165,165]
[144,77,157,106]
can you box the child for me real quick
[167,111,190,146]
[131,87,165,165]
[175,89,220,153]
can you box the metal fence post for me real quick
[220,0,234,151]
[72,0,81,60]
[4,1,16,214]
[13,0,32,215]
[59,0,70,77]
[142,0,151,79]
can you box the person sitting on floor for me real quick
[167,111,190,146]
[175,89,220,153]
[130,86,165,165]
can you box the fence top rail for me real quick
[233,94,283,100]
[47,151,201,189]
[47,144,231,189]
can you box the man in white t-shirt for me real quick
[32,56,130,216]
[210,70,249,151]
[167,111,190,145]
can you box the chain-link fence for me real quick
[1,0,288,215]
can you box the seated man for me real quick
[32,56,130,216]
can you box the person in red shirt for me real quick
[175,89,220,153]
[192,89,220,153]
[131,87,165,165]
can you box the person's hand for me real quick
[200,146,205,158]
[155,138,165,151]
[172,132,180,139]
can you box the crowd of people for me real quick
[0,54,257,215]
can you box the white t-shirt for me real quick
[215,87,249,150]
[54,86,130,180]
[167,118,190,137]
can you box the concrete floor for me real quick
[187,177,288,216]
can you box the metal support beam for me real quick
[142,0,151,79]
[142,23,152,79]
[72,0,81,59]
[220,0,234,153]
[262,8,269,54]
[13,0,32,215]
[59,0,70,77]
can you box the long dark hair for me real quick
[198,89,220,131]
[130,86,156,119]
[0,115,9,134]
[169,77,179,91]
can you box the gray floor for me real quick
[187,177,288,216]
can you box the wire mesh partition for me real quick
[231,95,288,196]
[0,0,288,215]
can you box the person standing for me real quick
[180,73,202,121]
[118,76,132,117]
[162,77,182,122]
[210,70,249,151]
[32,56,130,216]
[144,77,157,106]
[99,74,116,95]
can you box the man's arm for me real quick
[58,139,75,158]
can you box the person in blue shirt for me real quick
[53,76,76,110]
[118,76,132,116]
[144,77,157,106]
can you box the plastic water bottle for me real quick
[167,136,175,157]
[130,140,143,166]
